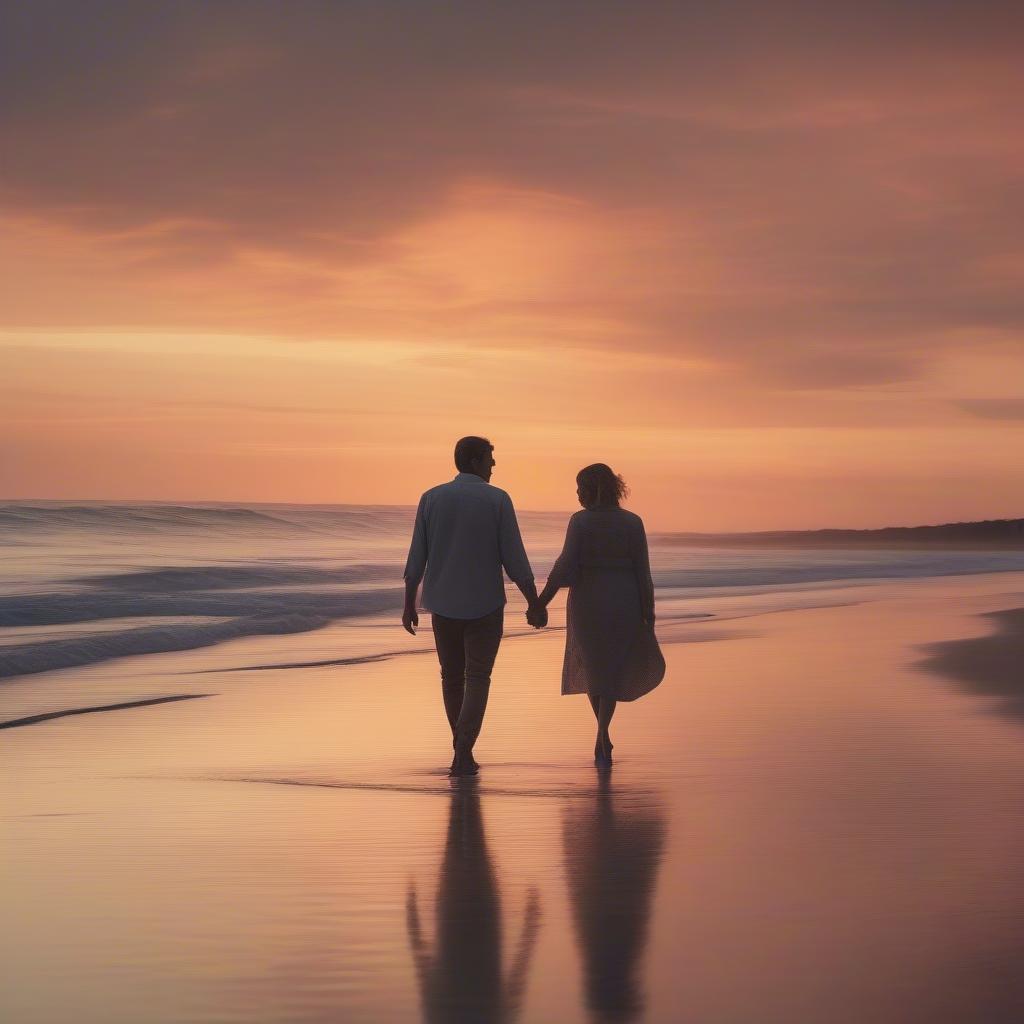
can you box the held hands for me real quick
[402,604,419,635]
[526,601,548,629]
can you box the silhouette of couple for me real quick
[403,436,665,775]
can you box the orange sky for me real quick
[2,2,1023,530]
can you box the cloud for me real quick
[1,1,1023,388]
[955,398,1024,421]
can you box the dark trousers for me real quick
[431,606,504,754]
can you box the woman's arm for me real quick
[538,514,582,607]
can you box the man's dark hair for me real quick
[454,436,493,473]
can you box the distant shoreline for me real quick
[1,499,1021,546]
[652,519,1024,549]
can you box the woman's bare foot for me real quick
[449,750,480,776]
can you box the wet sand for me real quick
[0,693,212,730]
[6,574,1024,1023]
[920,607,1024,715]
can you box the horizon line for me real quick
[1,496,1021,537]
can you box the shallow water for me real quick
[6,574,1024,1022]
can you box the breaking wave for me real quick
[0,597,401,679]
[0,501,417,538]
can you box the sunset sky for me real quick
[2,1,1023,530]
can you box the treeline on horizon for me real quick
[654,518,1024,549]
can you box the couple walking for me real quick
[403,436,665,775]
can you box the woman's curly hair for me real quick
[576,463,629,509]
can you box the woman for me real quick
[537,464,665,768]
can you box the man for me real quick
[403,436,547,776]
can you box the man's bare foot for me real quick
[451,735,479,774]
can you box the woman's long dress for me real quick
[548,507,665,701]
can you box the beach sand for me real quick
[6,573,1024,1023]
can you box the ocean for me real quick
[3,499,1024,690]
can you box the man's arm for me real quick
[402,495,428,634]
[498,493,546,627]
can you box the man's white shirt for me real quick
[403,473,535,619]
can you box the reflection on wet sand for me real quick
[406,780,542,1023]
[563,775,667,1023]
